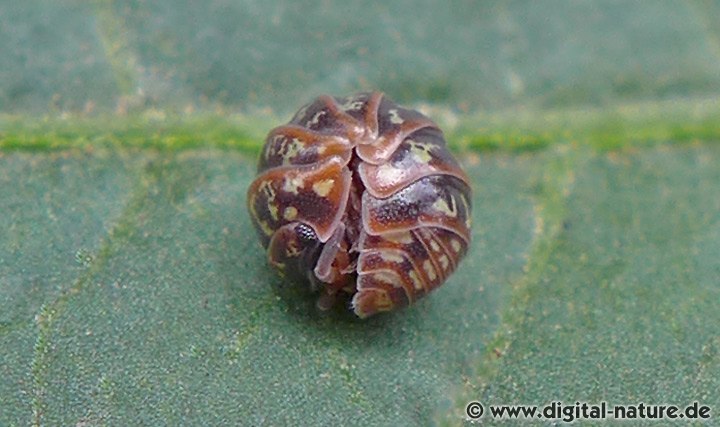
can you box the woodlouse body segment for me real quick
[247,92,472,318]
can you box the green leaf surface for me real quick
[1,144,540,425]
[445,143,720,425]
[2,132,719,425]
[3,0,720,113]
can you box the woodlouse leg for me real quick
[313,223,345,283]
[313,223,353,310]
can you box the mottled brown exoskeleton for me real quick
[247,92,471,317]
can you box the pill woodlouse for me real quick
[247,92,471,318]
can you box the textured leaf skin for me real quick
[2,144,720,425]
[1,148,536,425]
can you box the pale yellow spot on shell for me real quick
[268,204,279,221]
[451,239,462,253]
[372,271,402,288]
[383,231,414,245]
[283,176,304,194]
[406,139,433,163]
[281,138,305,165]
[388,109,404,125]
[312,179,334,197]
[266,135,283,159]
[248,193,259,222]
[249,194,271,236]
[381,251,405,264]
[342,99,364,111]
[259,180,276,201]
[307,110,326,127]
[408,270,423,290]
[258,220,274,236]
[423,260,437,281]
[252,181,278,233]
[430,240,441,252]
[283,206,298,220]
[439,255,449,271]
[432,197,457,217]
[375,162,404,184]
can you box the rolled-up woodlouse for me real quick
[247,92,471,317]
